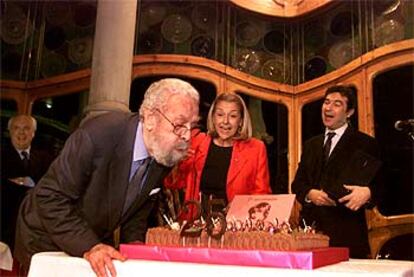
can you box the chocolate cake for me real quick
[146,227,329,251]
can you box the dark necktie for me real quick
[122,158,151,216]
[323,132,336,162]
[21,151,30,173]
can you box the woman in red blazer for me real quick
[164,92,271,216]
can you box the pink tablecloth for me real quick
[120,244,349,269]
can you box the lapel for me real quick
[108,115,139,228]
[7,146,27,176]
[316,134,325,163]
[193,136,210,173]
[306,134,325,185]
[227,140,248,184]
[122,160,171,220]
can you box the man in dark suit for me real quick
[14,78,200,276]
[1,115,53,251]
[292,85,383,258]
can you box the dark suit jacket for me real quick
[1,144,53,250]
[292,127,383,258]
[14,112,171,267]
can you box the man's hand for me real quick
[306,189,336,206]
[338,185,371,211]
[83,243,126,277]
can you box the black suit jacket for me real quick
[14,112,171,267]
[1,144,54,250]
[292,127,383,258]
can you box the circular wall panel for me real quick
[191,35,215,58]
[261,55,290,83]
[161,14,192,44]
[141,3,167,27]
[328,39,359,69]
[235,21,263,47]
[304,56,327,81]
[191,4,217,31]
[263,29,288,54]
[233,48,261,74]
[375,19,404,47]
[0,4,32,45]
[68,36,93,65]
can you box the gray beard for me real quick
[150,140,188,167]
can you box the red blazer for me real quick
[164,131,271,202]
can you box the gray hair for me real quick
[8,115,37,131]
[139,78,200,117]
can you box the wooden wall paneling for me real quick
[0,88,27,114]
[25,70,91,114]
[229,0,335,18]
[362,40,414,136]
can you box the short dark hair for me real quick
[325,85,357,111]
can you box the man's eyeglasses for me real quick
[155,109,193,137]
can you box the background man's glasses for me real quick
[155,109,192,137]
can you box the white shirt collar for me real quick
[325,122,348,138]
[16,147,31,159]
[324,123,348,154]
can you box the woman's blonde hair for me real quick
[206,92,252,140]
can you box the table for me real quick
[28,252,413,277]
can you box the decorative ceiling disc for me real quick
[161,14,192,44]
[235,21,263,47]
[191,35,215,58]
[261,55,290,83]
[304,56,327,81]
[375,19,404,47]
[191,4,217,31]
[68,36,93,65]
[0,4,32,45]
[328,39,359,69]
[374,0,401,16]
[263,29,288,54]
[328,8,359,37]
[141,3,167,26]
[233,48,261,74]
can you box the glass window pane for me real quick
[241,94,288,194]
[32,92,88,155]
[373,64,413,215]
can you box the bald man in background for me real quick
[1,115,54,250]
